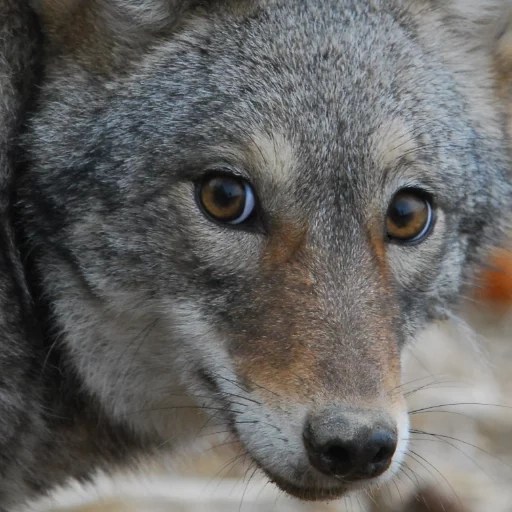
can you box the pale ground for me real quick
[25,302,512,512]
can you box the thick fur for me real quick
[0,0,511,510]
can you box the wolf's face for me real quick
[21,0,510,501]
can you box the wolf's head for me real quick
[21,0,511,501]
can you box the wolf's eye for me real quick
[386,189,434,243]
[197,173,256,225]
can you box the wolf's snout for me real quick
[303,406,397,481]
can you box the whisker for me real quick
[238,465,260,512]
[193,409,225,441]
[193,437,239,456]
[409,409,481,421]
[393,475,405,506]
[400,460,425,489]
[140,384,262,407]
[408,402,512,414]
[398,463,420,491]
[407,450,462,509]
[216,391,262,406]
[413,433,490,478]
[205,371,264,405]
[253,480,272,506]
[214,367,281,399]
[405,452,441,489]
[392,373,451,393]
[363,488,379,508]
[198,429,234,439]
[382,482,393,510]
[206,446,248,491]
[404,380,462,398]
[142,391,251,410]
[356,491,366,511]
[410,429,511,471]
[122,405,244,416]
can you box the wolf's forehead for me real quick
[135,1,443,190]
[369,118,420,170]
[246,131,298,186]
[245,118,419,185]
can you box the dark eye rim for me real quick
[195,169,263,231]
[385,187,436,246]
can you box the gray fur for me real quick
[0,0,510,509]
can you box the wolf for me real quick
[0,0,510,510]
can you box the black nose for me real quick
[303,406,397,481]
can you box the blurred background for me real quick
[24,249,512,512]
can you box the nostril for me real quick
[324,443,351,464]
[371,444,394,464]
[303,429,355,478]
[367,429,397,468]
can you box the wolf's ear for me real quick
[430,0,512,83]
[34,0,203,71]
[96,0,200,30]
[494,9,512,97]
[35,0,199,34]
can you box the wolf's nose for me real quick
[303,406,397,480]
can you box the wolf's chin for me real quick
[231,434,352,502]
[261,469,350,501]
[232,428,402,502]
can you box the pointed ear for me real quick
[434,0,512,70]
[35,0,200,72]
[97,0,198,30]
[494,8,512,97]
[36,0,197,34]
[426,0,512,118]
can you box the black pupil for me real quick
[389,196,419,228]
[211,178,244,209]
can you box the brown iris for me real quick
[198,174,255,225]
[386,190,433,243]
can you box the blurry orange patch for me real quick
[476,249,512,303]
